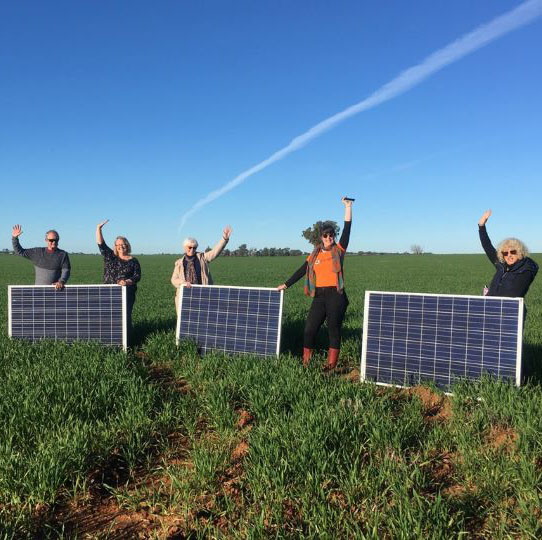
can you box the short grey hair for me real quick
[183,237,198,249]
[45,229,59,240]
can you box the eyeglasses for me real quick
[115,244,127,248]
[501,250,517,257]
[47,238,58,243]
[322,232,335,239]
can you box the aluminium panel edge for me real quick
[275,289,284,356]
[175,285,184,346]
[516,297,524,386]
[359,290,371,382]
[121,285,127,351]
[8,286,12,338]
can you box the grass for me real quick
[0,252,541,537]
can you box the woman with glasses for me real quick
[278,197,353,370]
[96,220,141,342]
[478,209,538,300]
[171,226,232,313]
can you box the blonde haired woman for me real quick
[96,220,141,342]
[478,210,538,299]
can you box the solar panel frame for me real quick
[360,290,523,390]
[8,284,128,350]
[176,284,284,357]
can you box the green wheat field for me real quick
[1,253,542,538]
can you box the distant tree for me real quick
[235,244,249,257]
[411,244,424,255]
[261,247,269,257]
[290,249,303,256]
[222,249,231,257]
[302,220,339,246]
[205,246,212,253]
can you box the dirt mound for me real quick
[51,498,158,538]
[147,363,192,394]
[342,368,360,382]
[236,409,254,430]
[407,386,453,423]
[232,441,249,462]
[485,425,518,454]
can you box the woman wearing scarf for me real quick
[171,226,232,313]
[278,197,353,370]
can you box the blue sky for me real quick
[2,1,541,254]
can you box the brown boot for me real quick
[302,347,313,367]
[324,348,340,371]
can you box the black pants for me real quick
[126,288,136,346]
[304,287,348,349]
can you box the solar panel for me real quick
[176,285,284,356]
[360,291,523,390]
[8,285,127,350]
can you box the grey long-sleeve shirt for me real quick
[12,237,71,285]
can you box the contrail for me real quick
[179,0,542,230]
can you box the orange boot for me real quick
[302,347,313,367]
[324,348,340,371]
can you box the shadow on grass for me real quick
[279,319,361,357]
[522,342,542,385]
[132,316,177,348]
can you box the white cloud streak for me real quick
[180,0,542,231]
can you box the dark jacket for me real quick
[479,225,538,298]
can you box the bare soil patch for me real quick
[146,362,192,395]
[47,430,193,538]
[342,367,360,382]
[236,408,254,430]
[485,425,518,454]
[50,497,158,539]
[407,386,453,423]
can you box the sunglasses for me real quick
[47,238,59,243]
[501,250,517,257]
[322,232,335,239]
[186,246,197,250]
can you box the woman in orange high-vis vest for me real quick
[278,197,353,370]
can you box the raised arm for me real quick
[478,210,498,264]
[338,197,353,251]
[204,225,232,262]
[11,224,26,256]
[343,197,352,222]
[96,220,108,245]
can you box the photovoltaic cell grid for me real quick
[361,291,523,390]
[9,285,127,349]
[176,285,283,356]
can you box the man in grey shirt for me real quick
[12,225,71,289]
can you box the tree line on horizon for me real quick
[1,221,427,256]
